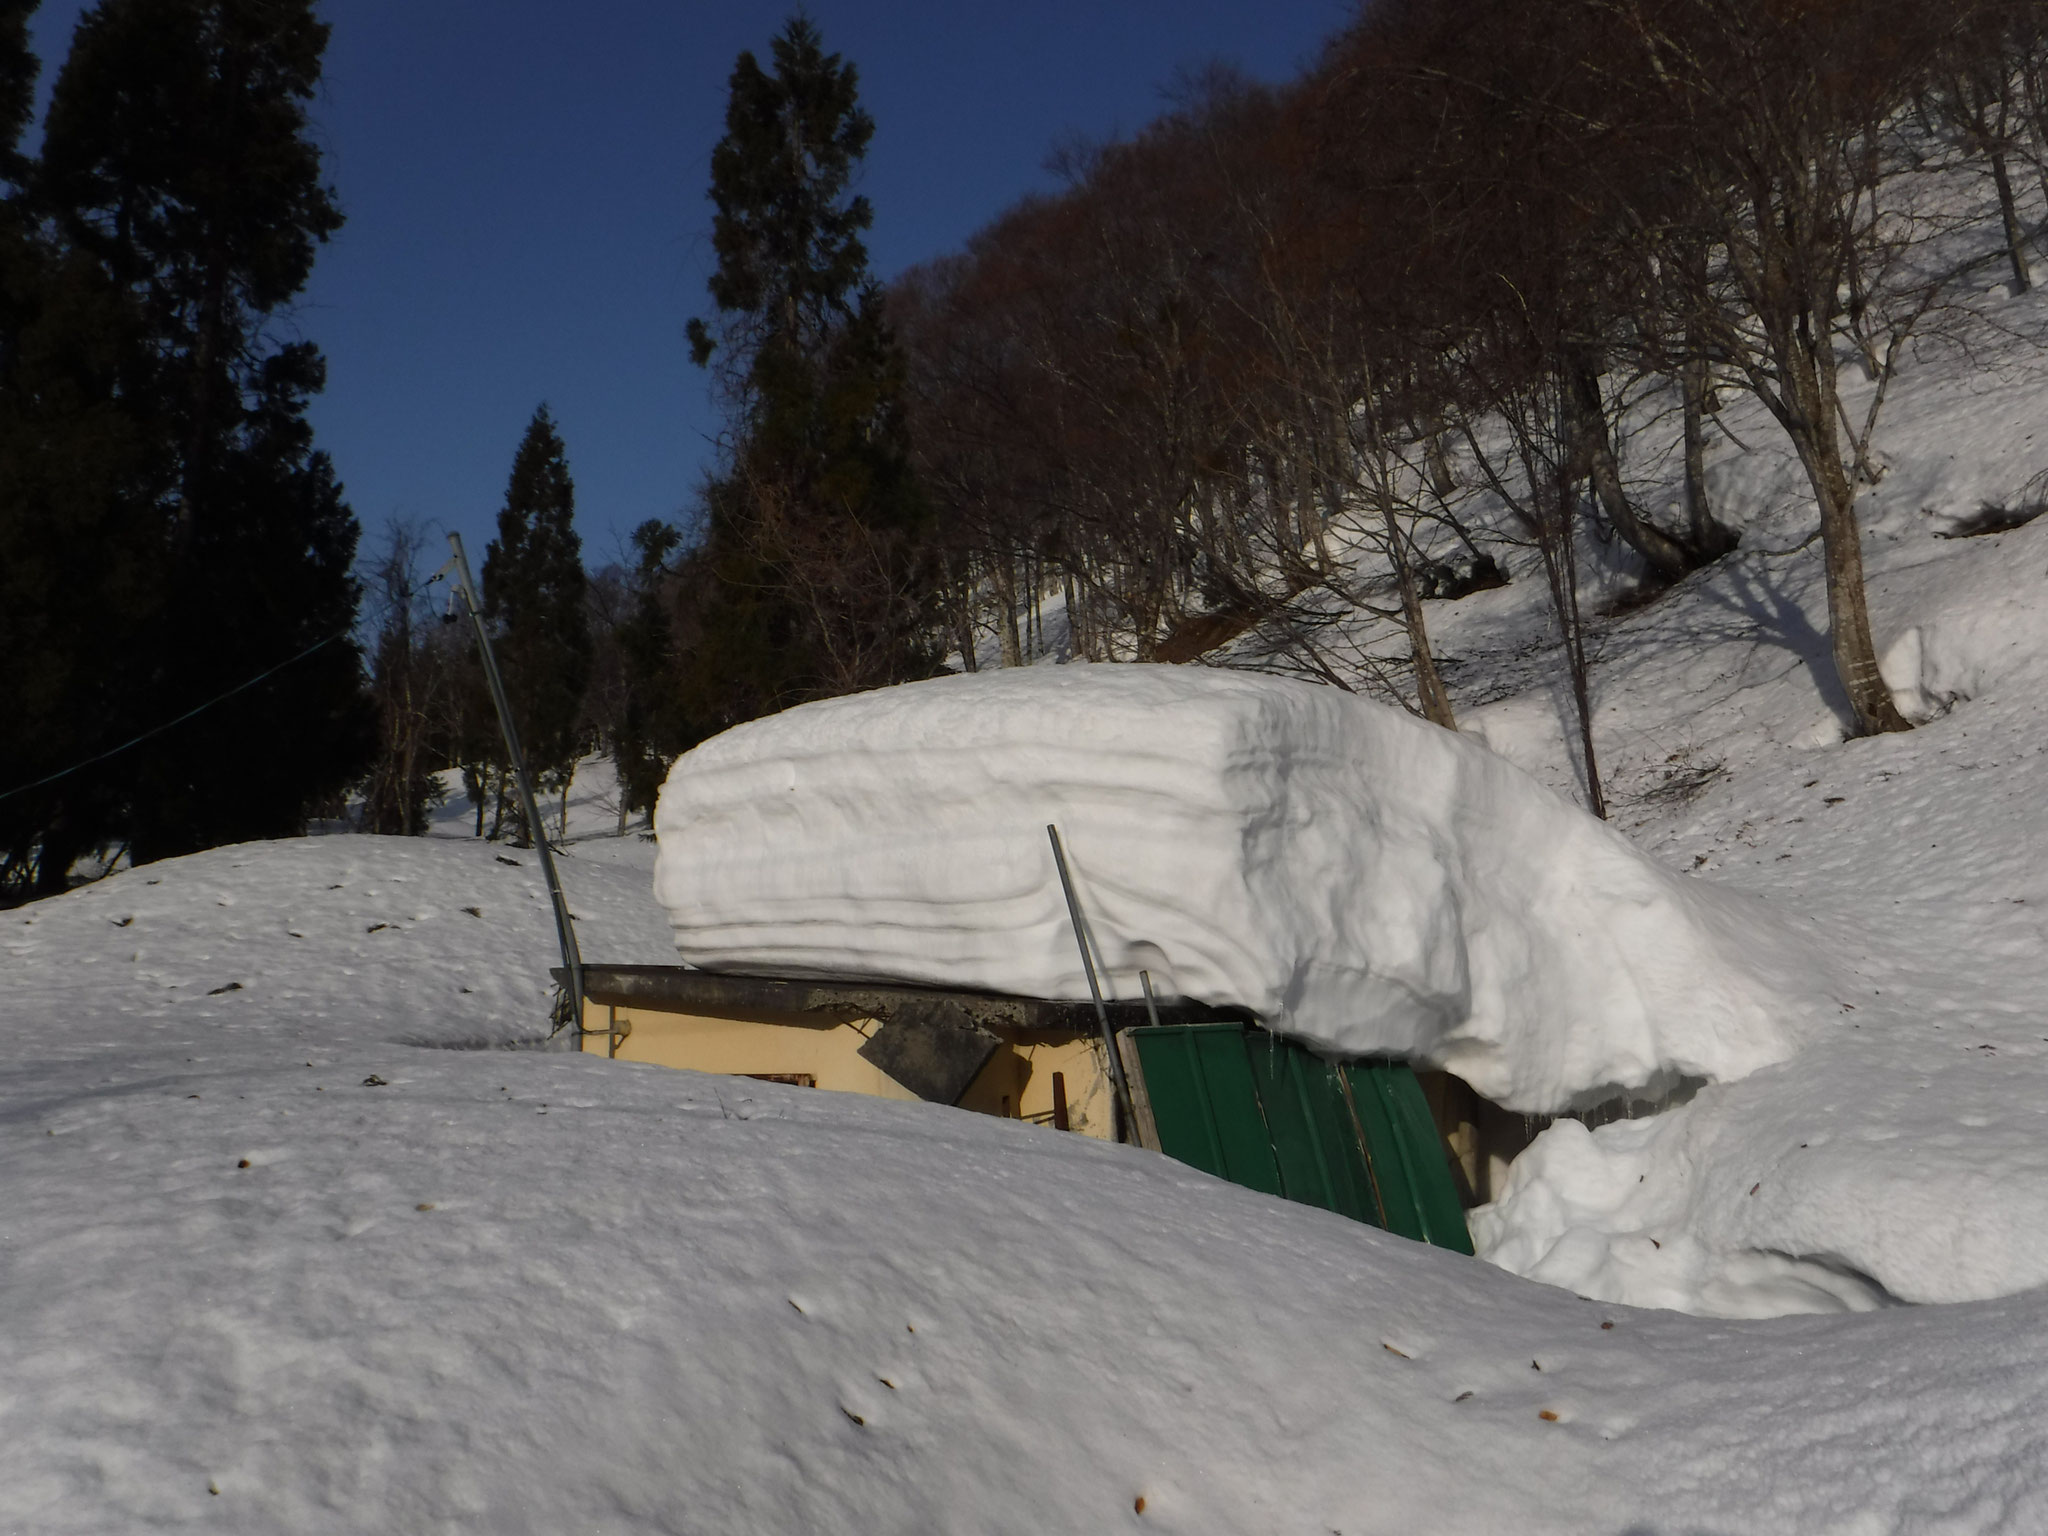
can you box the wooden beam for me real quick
[560,963,1239,1038]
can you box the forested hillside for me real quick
[12,0,2048,889]
[887,0,2046,755]
[539,0,2048,841]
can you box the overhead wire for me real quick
[0,629,352,805]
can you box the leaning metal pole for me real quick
[446,532,587,1042]
[1047,823,1137,1139]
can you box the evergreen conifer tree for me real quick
[0,0,366,893]
[681,17,937,729]
[481,405,590,842]
[0,0,34,187]
[0,0,108,897]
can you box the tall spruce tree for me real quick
[481,405,590,843]
[0,0,366,894]
[0,0,108,897]
[0,0,32,186]
[681,16,936,729]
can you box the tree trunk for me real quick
[398,707,418,837]
[1379,491,1457,729]
[1422,413,1456,496]
[1541,471,1605,820]
[1991,150,2031,294]
[1567,356,1692,581]
[173,230,235,555]
[996,558,1023,668]
[954,583,979,672]
[32,817,86,898]
[1027,559,1042,661]
[396,638,422,836]
[1680,351,1739,559]
[1813,453,1910,736]
[1784,345,1912,736]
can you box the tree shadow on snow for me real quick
[1676,554,1858,736]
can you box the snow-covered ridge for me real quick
[654,664,1834,1113]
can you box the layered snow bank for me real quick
[655,664,1831,1112]
[1473,1033,2048,1317]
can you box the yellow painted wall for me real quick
[582,1001,1117,1140]
[584,1001,919,1101]
[956,1032,1117,1140]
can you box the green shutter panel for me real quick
[1129,1023,1284,1196]
[1129,1023,1473,1255]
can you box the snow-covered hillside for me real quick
[1423,296,2048,1318]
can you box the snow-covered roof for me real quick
[652,664,1834,1114]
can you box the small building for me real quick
[571,964,1519,1255]
[574,963,1202,1138]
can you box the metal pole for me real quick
[446,532,587,1042]
[1047,823,1136,1137]
[1139,969,1165,1031]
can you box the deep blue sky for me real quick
[25,1,1356,571]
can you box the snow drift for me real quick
[654,665,1829,1112]
[17,834,2048,1533]
[1880,575,2048,723]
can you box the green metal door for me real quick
[1128,1023,1472,1254]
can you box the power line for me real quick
[0,630,351,806]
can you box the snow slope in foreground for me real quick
[654,664,1834,1114]
[7,833,2048,1534]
